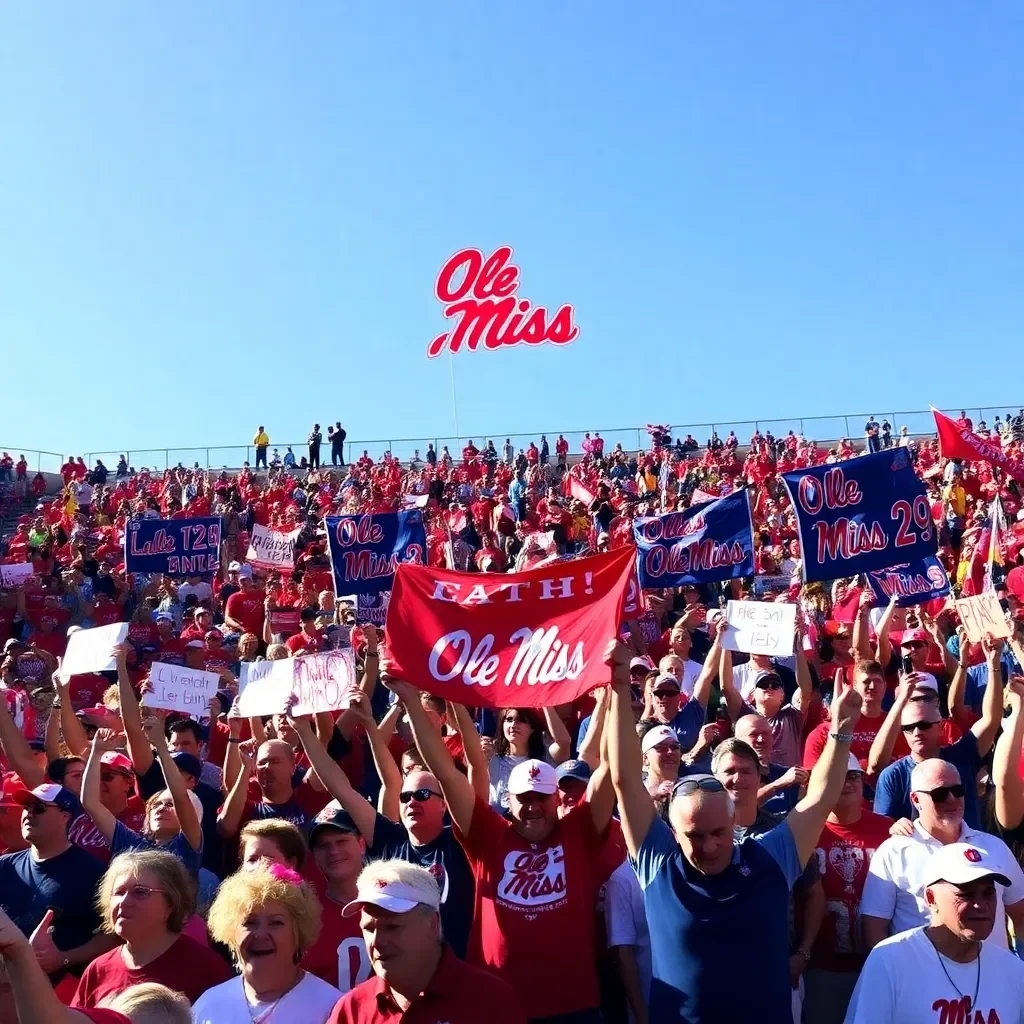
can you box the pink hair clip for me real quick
[268,863,303,885]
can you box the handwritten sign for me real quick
[0,563,33,588]
[428,246,579,358]
[143,662,220,719]
[955,593,1011,643]
[62,623,130,676]
[723,600,796,657]
[238,650,358,717]
[246,524,299,570]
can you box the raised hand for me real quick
[832,684,863,734]
[345,691,374,726]
[380,667,418,705]
[92,728,120,753]
[28,909,62,973]
[237,738,258,772]
[780,765,811,789]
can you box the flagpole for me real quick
[448,351,460,438]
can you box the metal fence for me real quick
[3,405,1019,475]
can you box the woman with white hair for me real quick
[82,727,202,876]
[72,850,231,1007]
[193,861,342,1023]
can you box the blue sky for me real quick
[2,3,1022,468]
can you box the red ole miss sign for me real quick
[428,246,579,358]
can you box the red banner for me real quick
[385,547,635,707]
[932,408,1024,484]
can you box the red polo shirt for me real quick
[327,945,525,1023]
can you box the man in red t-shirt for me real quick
[393,675,617,1021]
[223,570,265,637]
[805,754,893,1022]
[803,659,888,776]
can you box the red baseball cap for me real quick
[900,629,929,646]
[0,773,30,808]
[99,751,134,776]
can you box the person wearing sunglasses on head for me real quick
[861,757,1024,954]
[869,637,1005,828]
[608,638,864,1023]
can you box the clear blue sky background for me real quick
[2,3,1022,466]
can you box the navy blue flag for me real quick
[326,511,426,595]
[124,517,222,575]
[865,554,951,607]
[633,491,754,588]
[782,448,937,584]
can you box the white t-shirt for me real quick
[844,926,1024,1024]
[603,860,651,1024]
[860,822,1024,949]
[192,971,342,1024]
[178,581,213,605]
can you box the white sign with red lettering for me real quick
[238,650,358,717]
[246,524,299,570]
[62,622,130,676]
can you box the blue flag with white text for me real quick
[326,511,426,596]
[633,490,754,588]
[865,554,951,607]
[124,517,222,575]
[782,448,937,584]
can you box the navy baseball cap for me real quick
[170,752,203,780]
[555,760,592,786]
[308,804,361,846]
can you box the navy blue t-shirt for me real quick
[367,812,473,959]
[641,700,706,755]
[110,820,202,878]
[873,730,982,828]
[760,763,800,816]
[0,845,105,959]
[633,814,802,1022]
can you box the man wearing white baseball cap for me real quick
[845,843,1024,1023]
[327,859,524,1023]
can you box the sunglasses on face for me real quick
[23,802,52,816]
[756,681,783,691]
[653,690,679,699]
[903,642,925,650]
[901,720,938,734]
[399,788,442,804]
[917,784,965,803]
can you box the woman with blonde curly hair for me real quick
[72,850,230,1008]
[193,862,341,1023]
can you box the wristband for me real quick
[798,948,811,962]
[830,731,853,743]
[227,737,241,744]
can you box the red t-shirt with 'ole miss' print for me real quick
[454,795,603,1019]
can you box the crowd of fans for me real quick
[1,414,1024,1023]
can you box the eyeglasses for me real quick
[901,720,938,734]
[755,681,783,691]
[399,788,442,804]
[113,884,166,901]
[916,784,965,803]
[652,743,681,755]
[673,777,725,798]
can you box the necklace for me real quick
[244,972,302,1024]
[932,939,981,1009]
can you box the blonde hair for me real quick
[97,851,195,934]
[239,818,308,870]
[207,863,321,964]
[100,982,191,1024]
[102,684,121,710]
[266,643,290,661]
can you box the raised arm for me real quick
[357,625,381,699]
[578,686,609,770]
[608,644,656,859]
[866,674,915,776]
[81,731,120,844]
[691,619,726,710]
[116,646,154,777]
[972,635,1005,756]
[55,670,90,757]
[852,591,874,659]
[385,674,477,835]
[447,701,490,804]
[586,644,632,835]
[346,693,404,825]
[718,646,744,722]
[289,711,379,840]
[946,630,971,727]
[542,706,572,763]
[147,717,201,851]
[0,692,45,788]
[216,738,255,839]
[993,676,1024,831]
[874,596,898,665]
[785,686,863,867]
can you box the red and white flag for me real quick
[385,547,635,707]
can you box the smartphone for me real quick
[901,654,914,676]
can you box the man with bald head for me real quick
[735,713,808,815]
[861,757,1024,951]
[871,643,1005,828]
[608,648,864,1022]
